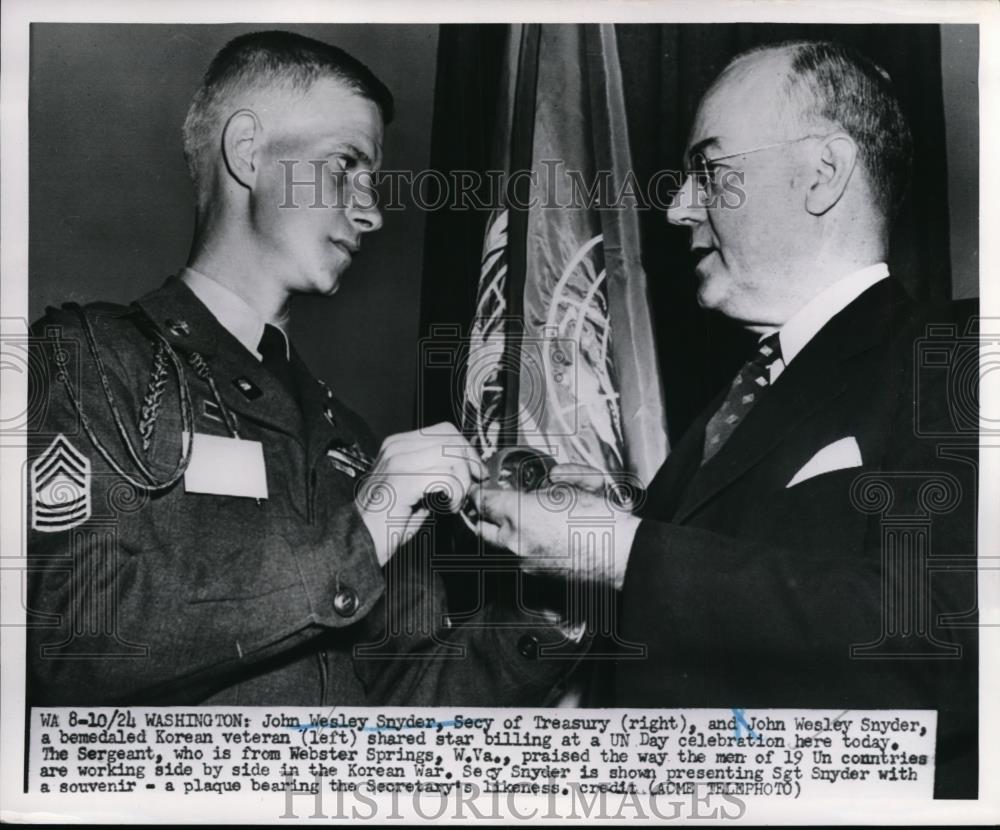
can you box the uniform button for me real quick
[166,318,190,337]
[517,634,540,660]
[324,406,336,427]
[333,587,359,618]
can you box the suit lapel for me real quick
[133,277,303,440]
[673,353,851,522]
[669,279,911,524]
[641,400,714,521]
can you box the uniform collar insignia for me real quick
[232,376,263,400]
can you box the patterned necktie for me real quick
[702,332,782,464]
[257,324,297,402]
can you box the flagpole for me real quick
[499,23,541,450]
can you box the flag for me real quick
[463,24,667,485]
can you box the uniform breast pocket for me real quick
[188,532,301,602]
[317,441,372,506]
[325,442,372,481]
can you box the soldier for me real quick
[26,30,577,706]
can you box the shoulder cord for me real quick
[138,342,170,453]
[187,352,241,439]
[138,346,241,448]
[56,303,194,492]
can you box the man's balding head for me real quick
[721,40,912,217]
[668,40,911,329]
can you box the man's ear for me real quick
[221,109,261,189]
[805,132,858,216]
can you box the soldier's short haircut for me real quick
[728,40,913,217]
[182,30,394,199]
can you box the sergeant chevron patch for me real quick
[31,434,92,532]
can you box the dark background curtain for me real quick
[419,23,954,444]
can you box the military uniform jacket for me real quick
[27,276,572,706]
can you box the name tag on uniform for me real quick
[183,433,268,499]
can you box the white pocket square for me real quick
[786,436,862,488]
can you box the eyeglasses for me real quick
[688,134,828,195]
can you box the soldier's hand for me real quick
[471,483,641,590]
[356,422,484,565]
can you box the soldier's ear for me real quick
[221,109,261,189]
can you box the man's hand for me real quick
[545,463,643,511]
[472,482,641,590]
[356,422,483,566]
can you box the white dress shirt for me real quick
[765,262,890,383]
[180,268,290,361]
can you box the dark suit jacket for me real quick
[26,276,574,707]
[614,279,978,798]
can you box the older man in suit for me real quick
[476,40,977,799]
